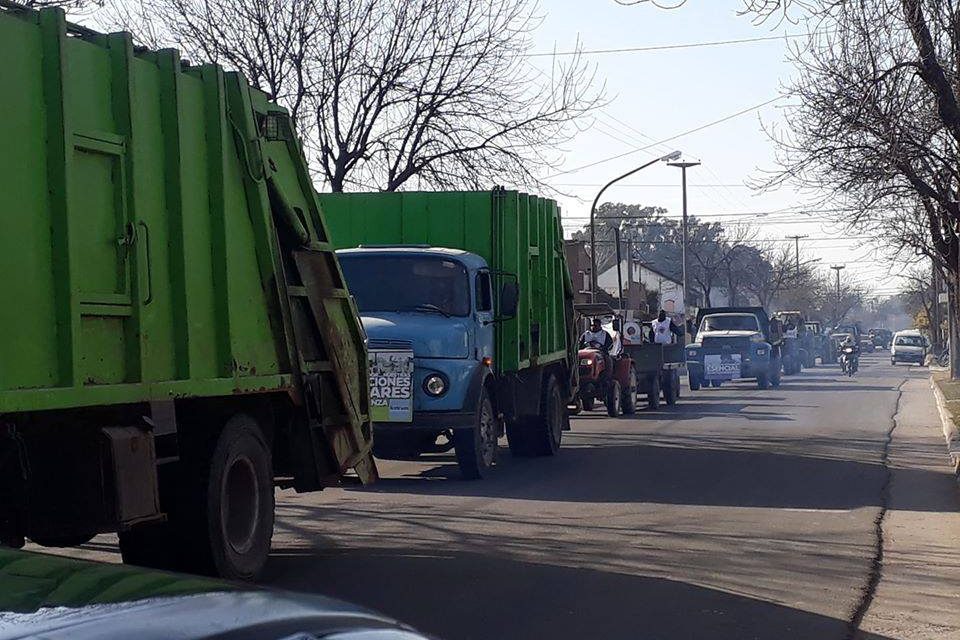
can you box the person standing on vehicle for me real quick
[652,310,683,345]
[609,318,624,357]
[784,320,798,339]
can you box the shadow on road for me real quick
[352,438,955,512]
[262,545,897,640]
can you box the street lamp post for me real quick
[667,157,701,320]
[589,150,682,302]
[830,264,845,324]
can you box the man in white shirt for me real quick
[651,310,682,344]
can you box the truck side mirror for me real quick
[499,282,519,319]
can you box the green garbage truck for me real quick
[322,189,578,479]
[0,4,375,580]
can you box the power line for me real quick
[526,33,816,58]
[555,183,750,188]
[546,95,787,178]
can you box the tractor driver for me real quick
[580,318,615,382]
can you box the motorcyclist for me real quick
[840,334,860,372]
[580,318,614,382]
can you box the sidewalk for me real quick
[859,375,960,639]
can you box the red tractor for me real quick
[572,304,637,417]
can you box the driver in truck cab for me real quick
[580,318,614,380]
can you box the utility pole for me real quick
[830,265,845,325]
[614,227,624,315]
[668,157,702,325]
[787,235,808,277]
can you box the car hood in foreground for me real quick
[0,549,427,640]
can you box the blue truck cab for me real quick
[685,307,782,390]
[336,246,503,474]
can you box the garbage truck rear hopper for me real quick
[0,4,375,580]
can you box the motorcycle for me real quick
[840,346,858,377]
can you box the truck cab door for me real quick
[475,269,495,365]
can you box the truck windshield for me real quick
[895,335,925,347]
[339,254,471,317]
[701,315,759,332]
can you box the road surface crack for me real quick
[845,378,906,640]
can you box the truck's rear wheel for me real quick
[507,375,564,456]
[621,368,638,415]
[757,373,769,389]
[454,389,497,479]
[120,414,274,581]
[770,363,782,388]
[582,396,595,412]
[663,371,678,406]
[689,372,701,391]
[646,375,660,410]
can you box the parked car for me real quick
[859,337,876,353]
[890,330,929,365]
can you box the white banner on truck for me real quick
[368,350,415,422]
[704,353,741,380]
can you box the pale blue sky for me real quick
[531,0,900,296]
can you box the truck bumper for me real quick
[372,411,476,458]
[688,358,769,381]
[375,410,476,433]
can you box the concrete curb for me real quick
[929,376,960,479]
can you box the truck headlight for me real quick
[756,348,767,356]
[423,374,447,397]
[579,358,593,366]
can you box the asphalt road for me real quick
[258,353,953,640]
[37,354,958,639]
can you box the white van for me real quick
[890,330,928,365]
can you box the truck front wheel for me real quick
[454,389,497,479]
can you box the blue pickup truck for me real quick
[686,307,782,390]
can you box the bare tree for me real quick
[686,223,757,306]
[105,0,601,192]
[750,0,960,372]
[901,265,937,335]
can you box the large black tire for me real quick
[647,375,661,410]
[120,414,275,581]
[455,389,498,478]
[710,379,723,388]
[582,396,595,412]
[689,372,701,391]
[757,373,769,389]
[771,363,782,388]
[622,368,638,415]
[507,375,564,457]
[663,371,678,406]
[606,380,622,417]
